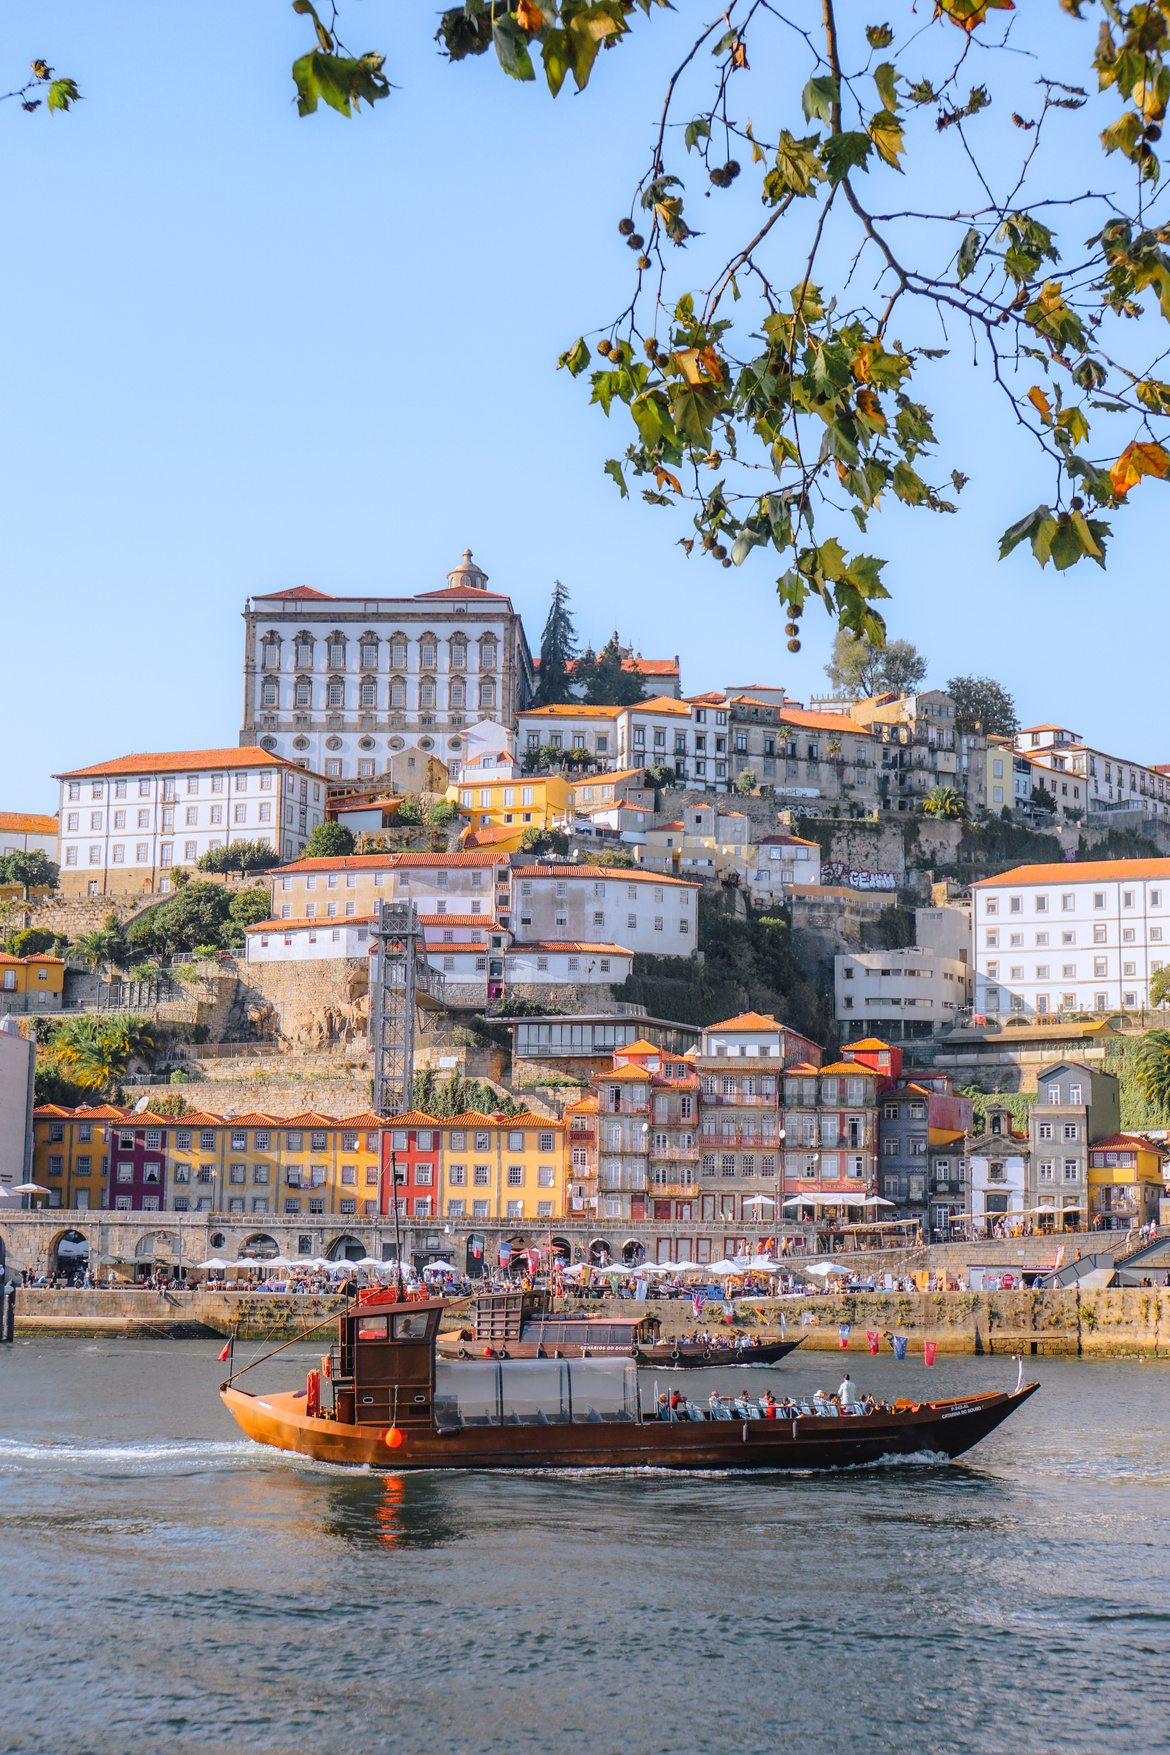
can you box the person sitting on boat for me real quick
[761,1390,777,1419]
[812,1389,829,1416]
[838,1372,859,1411]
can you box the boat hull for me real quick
[221,1382,1039,1473]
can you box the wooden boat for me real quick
[435,1290,801,1367]
[220,1289,1040,1473]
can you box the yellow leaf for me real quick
[698,346,725,385]
[934,0,1014,32]
[1070,510,1102,558]
[654,466,682,493]
[672,348,703,386]
[731,41,749,69]
[1110,439,1170,496]
[854,387,887,430]
[515,0,545,28]
[1027,386,1052,423]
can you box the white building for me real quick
[1014,723,1170,821]
[510,863,698,957]
[240,550,534,785]
[0,813,58,860]
[836,948,971,1041]
[506,942,634,984]
[55,748,326,897]
[246,916,374,961]
[972,859,1170,1019]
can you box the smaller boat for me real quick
[435,1289,801,1367]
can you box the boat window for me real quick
[357,1316,389,1339]
[434,1359,638,1426]
[392,1312,426,1341]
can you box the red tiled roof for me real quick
[785,1061,821,1074]
[463,825,526,847]
[283,851,502,872]
[755,834,820,849]
[780,706,875,733]
[510,863,696,886]
[1090,1132,1168,1154]
[617,1039,664,1056]
[519,703,621,720]
[509,941,634,956]
[246,916,373,931]
[0,952,64,966]
[338,1112,385,1129]
[629,695,691,716]
[0,812,57,834]
[55,748,318,780]
[972,860,1170,886]
[382,1110,442,1129]
[849,1037,895,1051]
[412,585,511,601]
[252,585,337,601]
[419,913,499,928]
[818,1060,879,1076]
[706,1011,780,1032]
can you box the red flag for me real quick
[217,1340,231,1363]
[866,1330,880,1355]
[924,1340,937,1367]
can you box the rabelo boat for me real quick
[219,1285,1040,1473]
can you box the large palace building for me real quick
[238,551,535,786]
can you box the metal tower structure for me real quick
[369,901,446,1117]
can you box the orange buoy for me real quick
[383,1426,404,1449]
[482,1346,493,1357]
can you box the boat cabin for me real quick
[460,1289,661,1353]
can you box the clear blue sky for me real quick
[3,0,1165,817]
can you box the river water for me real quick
[1,1339,1167,1755]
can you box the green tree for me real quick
[519,827,569,856]
[53,1014,156,1096]
[946,675,1020,737]
[394,797,424,826]
[304,822,355,859]
[227,887,275,944]
[72,919,125,971]
[572,645,598,701]
[535,579,578,706]
[4,927,56,958]
[0,850,58,898]
[427,797,458,827]
[642,764,676,791]
[825,630,927,700]
[584,635,645,707]
[1030,782,1057,813]
[735,768,757,795]
[1134,1029,1170,1118]
[1150,967,1170,1011]
[921,785,967,819]
[196,840,278,873]
[128,882,233,957]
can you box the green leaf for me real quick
[866,24,894,48]
[493,15,536,81]
[291,50,390,117]
[892,460,928,504]
[731,523,769,565]
[802,75,839,125]
[557,337,591,377]
[821,131,872,183]
[604,459,628,498]
[541,29,571,96]
[46,77,81,113]
[764,130,824,201]
[1100,110,1143,161]
[906,79,937,105]
[873,61,899,112]
[868,110,905,169]
[684,118,711,152]
[957,226,981,281]
[998,505,1050,560]
[670,383,716,447]
[293,0,334,52]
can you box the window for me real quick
[1035,895,1047,913]
[1093,892,1105,910]
[1009,896,1022,913]
[1062,893,1074,911]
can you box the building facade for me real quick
[54,748,325,896]
[964,1103,1030,1236]
[1028,1061,1121,1230]
[875,1067,972,1233]
[849,689,987,816]
[1087,1131,1166,1229]
[0,812,58,859]
[1015,724,1170,822]
[836,947,971,1041]
[240,551,535,785]
[0,952,65,1016]
[972,860,1170,1020]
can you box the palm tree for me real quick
[1134,1029,1170,1118]
[921,786,967,820]
[72,923,124,973]
[53,1014,156,1095]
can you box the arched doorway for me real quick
[240,1233,279,1261]
[589,1237,613,1266]
[132,1231,181,1281]
[52,1229,90,1282]
[550,1235,572,1267]
[327,1234,365,1263]
[621,1239,646,1266]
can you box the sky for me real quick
[3,0,1168,817]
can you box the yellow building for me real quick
[1087,1132,1167,1228]
[33,1104,123,1210]
[449,774,571,842]
[437,1110,566,1223]
[1,951,65,1013]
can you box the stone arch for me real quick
[621,1238,646,1266]
[589,1237,614,1266]
[49,1226,93,1278]
[240,1231,279,1260]
[550,1235,572,1264]
[325,1233,365,1262]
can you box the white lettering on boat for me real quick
[257,1400,273,1410]
[941,1404,976,1419]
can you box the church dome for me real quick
[447,548,488,591]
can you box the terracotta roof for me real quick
[252,585,337,601]
[847,1037,895,1051]
[463,825,527,847]
[283,851,501,872]
[509,941,634,956]
[776,706,874,734]
[247,916,373,931]
[223,1111,282,1127]
[629,695,692,716]
[972,859,1170,886]
[654,820,686,832]
[163,1109,229,1126]
[418,911,497,926]
[785,1061,822,1074]
[0,952,64,966]
[382,1110,441,1129]
[510,863,696,887]
[1090,1132,1168,1154]
[565,1094,599,1113]
[615,1039,662,1056]
[55,748,317,780]
[560,656,678,677]
[686,692,727,706]
[706,1011,780,1032]
[818,1061,879,1076]
[412,585,511,601]
[0,812,57,835]
[569,767,653,788]
[280,1110,347,1127]
[598,1064,651,1081]
[1016,724,1074,735]
[338,1112,385,1129]
[755,834,819,849]
[519,704,621,720]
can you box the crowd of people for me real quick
[656,1374,893,1421]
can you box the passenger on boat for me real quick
[812,1390,829,1415]
[838,1373,859,1409]
[761,1391,777,1419]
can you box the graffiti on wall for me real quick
[820,861,897,892]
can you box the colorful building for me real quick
[450,773,571,841]
[0,952,65,1016]
[1087,1132,1166,1229]
[380,1110,569,1224]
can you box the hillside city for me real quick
[2,553,1169,1280]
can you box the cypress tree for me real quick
[535,579,578,705]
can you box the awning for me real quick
[929,1128,965,1147]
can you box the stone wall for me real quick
[228,957,370,1049]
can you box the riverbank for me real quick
[8,1285,1170,1354]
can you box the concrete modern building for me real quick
[240,551,535,785]
[0,1016,35,1194]
[54,748,326,895]
[972,859,1170,1019]
[836,946,971,1041]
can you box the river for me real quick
[0,1339,1167,1754]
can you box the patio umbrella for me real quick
[802,1262,837,1277]
[704,1259,743,1275]
[10,1182,50,1195]
[196,1258,228,1270]
[862,1195,897,1208]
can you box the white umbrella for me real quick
[863,1195,896,1208]
[10,1182,50,1195]
[802,1262,837,1277]
[196,1257,228,1270]
[743,1194,776,1209]
[703,1259,743,1275]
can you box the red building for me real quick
[109,1113,168,1212]
[380,1112,441,1221]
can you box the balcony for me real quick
[568,1126,596,1145]
[702,1092,778,1107]
[649,1144,701,1162]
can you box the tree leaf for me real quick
[802,75,838,124]
[492,15,536,81]
[873,61,899,112]
[604,459,628,498]
[998,504,1049,559]
[557,337,591,377]
[866,24,894,48]
[821,132,873,183]
[541,28,571,96]
[291,50,390,116]
[868,110,905,169]
[46,77,81,113]
[764,130,824,201]
[1027,386,1052,423]
[1110,439,1170,496]
[956,226,981,281]
[684,117,711,152]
